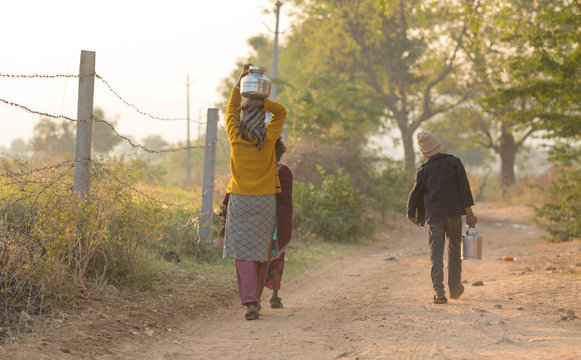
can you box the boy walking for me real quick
[406,130,477,304]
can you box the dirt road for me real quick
[3,205,580,359]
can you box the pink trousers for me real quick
[235,260,269,305]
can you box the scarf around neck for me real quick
[237,107,266,150]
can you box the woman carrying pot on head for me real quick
[223,63,287,320]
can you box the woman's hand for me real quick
[236,63,253,88]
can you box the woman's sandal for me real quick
[270,297,283,308]
[245,304,259,320]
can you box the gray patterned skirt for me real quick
[223,194,276,262]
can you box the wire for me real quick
[94,116,213,153]
[0,73,79,79]
[95,74,207,124]
[0,72,210,124]
[0,159,75,177]
[0,98,81,122]
[0,97,213,153]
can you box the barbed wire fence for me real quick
[0,50,221,240]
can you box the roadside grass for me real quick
[148,228,377,306]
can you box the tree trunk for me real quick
[499,130,517,190]
[401,127,416,169]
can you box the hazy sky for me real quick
[0,0,290,149]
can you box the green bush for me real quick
[293,165,373,242]
[533,145,581,242]
[369,159,413,219]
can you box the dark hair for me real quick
[274,136,287,162]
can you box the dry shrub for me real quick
[285,140,371,189]
[0,157,212,335]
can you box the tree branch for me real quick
[481,125,500,153]
[396,0,409,122]
[347,8,398,114]
[515,127,535,148]
[419,11,469,124]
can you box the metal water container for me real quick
[240,65,271,99]
[462,228,482,260]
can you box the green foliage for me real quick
[533,144,581,242]
[444,0,540,188]
[217,0,474,168]
[479,3,581,240]
[482,2,581,137]
[369,159,413,219]
[293,165,373,242]
[281,0,472,167]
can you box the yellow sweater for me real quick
[226,87,287,195]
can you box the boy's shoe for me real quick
[433,294,448,304]
[450,283,464,299]
[270,296,283,308]
[245,303,259,320]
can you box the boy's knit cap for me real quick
[416,130,441,158]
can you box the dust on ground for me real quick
[2,204,580,359]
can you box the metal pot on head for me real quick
[462,228,482,260]
[240,65,271,99]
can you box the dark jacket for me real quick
[406,154,474,226]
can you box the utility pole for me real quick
[271,1,281,101]
[185,75,191,184]
[73,50,96,198]
[271,1,286,141]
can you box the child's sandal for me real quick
[270,297,283,308]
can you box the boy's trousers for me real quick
[428,216,463,297]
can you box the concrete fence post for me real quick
[73,50,96,198]
[199,108,218,242]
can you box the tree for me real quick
[281,0,473,168]
[9,138,28,153]
[137,135,169,164]
[92,108,122,153]
[484,1,580,240]
[28,108,122,157]
[28,117,76,156]
[278,19,384,146]
[483,1,580,138]
[457,0,540,189]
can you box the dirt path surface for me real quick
[2,205,580,359]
